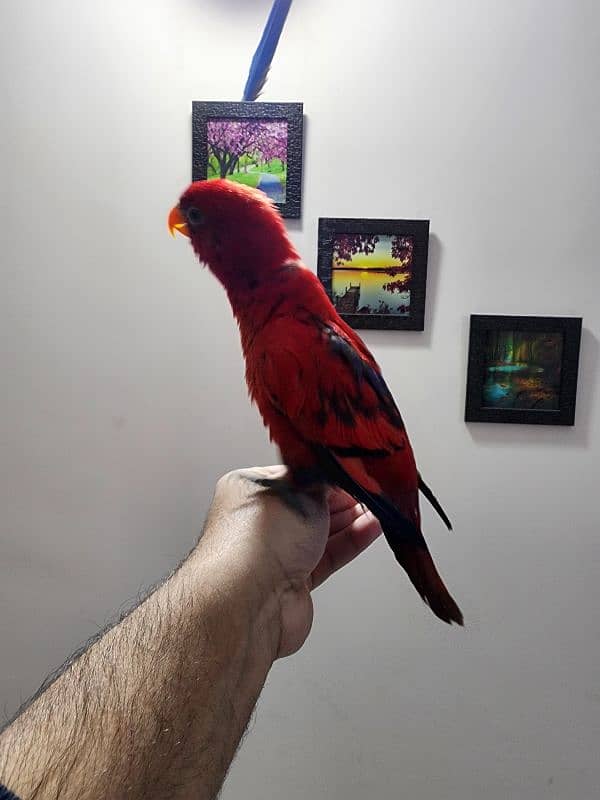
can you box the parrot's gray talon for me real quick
[247,476,310,518]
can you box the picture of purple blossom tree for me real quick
[207,119,288,202]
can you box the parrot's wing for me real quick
[256,312,451,530]
[259,317,409,459]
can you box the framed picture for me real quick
[317,218,430,330]
[192,101,303,218]
[465,315,582,425]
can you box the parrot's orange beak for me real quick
[168,206,190,238]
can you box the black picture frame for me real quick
[465,315,582,426]
[317,218,430,331]
[192,101,303,219]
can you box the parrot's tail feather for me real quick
[314,446,426,548]
[383,535,464,626]
[314,446,463,624]
[418,474,453,531]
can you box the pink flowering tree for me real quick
[332,234,380,265]
[207,119,288,178]
[390,235,414,266]
[207,121,258,178]
[256,121,287,164]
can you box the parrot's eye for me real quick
[185,206,204,228]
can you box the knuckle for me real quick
[215,470,240,492]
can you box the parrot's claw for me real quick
[245,475,322,519]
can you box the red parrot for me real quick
[169,180,463,625]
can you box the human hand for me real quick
[199,466,382,659]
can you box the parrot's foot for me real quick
[245,471,325,519]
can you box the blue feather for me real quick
[242,0,293,101]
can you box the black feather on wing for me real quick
[324,327,404,430]
[313,445,427,549]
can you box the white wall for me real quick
[2,1,599,797]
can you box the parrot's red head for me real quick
[168,180,299,292]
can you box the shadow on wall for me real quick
[192,0,264,13]
[199,0,319,13]
[466,327,597,451]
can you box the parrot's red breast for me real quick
[169,180,462,625]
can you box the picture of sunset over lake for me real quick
[317,218,429,331]
[331,234,414,316]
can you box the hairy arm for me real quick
[0,468,381,800]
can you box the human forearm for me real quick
[0,468,381,799]
[0,514,281,800]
